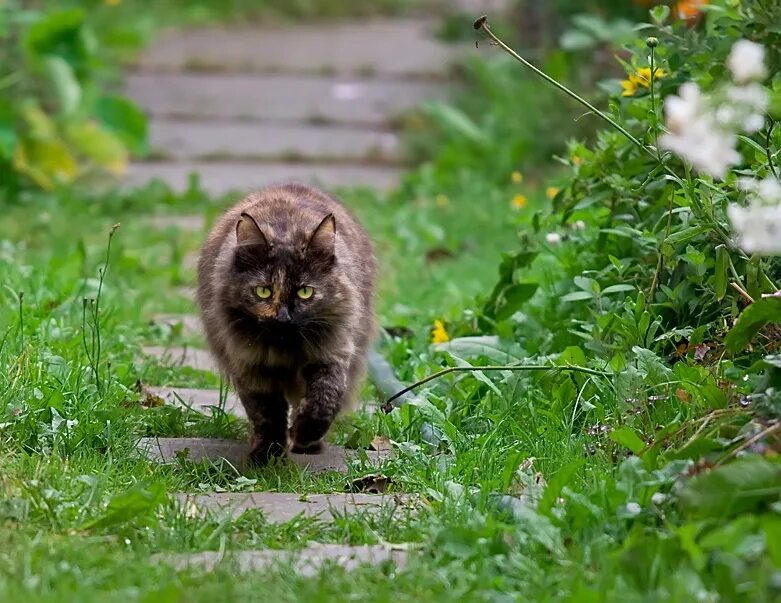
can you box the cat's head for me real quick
[223,212,345,342]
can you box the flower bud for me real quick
[646,36,659,48]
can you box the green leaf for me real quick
[610,426,646,455]
[650,4,671,24]
[560,291,594,302]
[24,8,85,56]
[96,95,148,155]
[43,56,81,115]
[494,282,538,321]
[65,121,127,174]
[539,459,585,516]
[714,245,728,301]
[423,102,489,147]
[436,336,525,364]
[82,482,167,530]
[725,297,781,354]
[0,99,16,158]
[601,284,636,295]
[679,457,781,518]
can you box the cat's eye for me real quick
[297,286,314,299]
[255,286,272,299]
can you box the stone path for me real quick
[125,18,461,194]
[129,5,512,577]
[157,543,408,576]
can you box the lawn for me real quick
[1,0,781,602]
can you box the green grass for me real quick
[2,174,775,601]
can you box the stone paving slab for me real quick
[144,386,245,418]
[135,19,455,78]
[126,161,402,194]
[148,119,402,163]
[142,345,217,373]
[126,73,444,125]
[158,543,407,576]
[138,437,391,473]
[150,313,201,337]
[176,491,404,522]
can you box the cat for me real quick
[197,183,376,465]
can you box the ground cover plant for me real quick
[1,0,780,601]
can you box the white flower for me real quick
[727,40,767,84]
[660,83,741,179]
[664,82,703,134]
[728,202,781,255]
[625,502,642,517]
[660,118,740,179]
[756,176,781,204]
[545,232,562,245]
[573,220,586,231]
[651,492,667,505]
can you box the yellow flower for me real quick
[572,155,582,166]
[621,67,668,97]
[511,171,523,184]
[546,187,560,199]
[435,194,449,207]
[511,194,528,209]
[621,78,639,97]
[432,320,449,344]
[105,0,122,5]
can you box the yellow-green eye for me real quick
[255,286,272,299]
[297,286,314,300]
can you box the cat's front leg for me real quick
[237,387,289,465]
[290,362,347,454]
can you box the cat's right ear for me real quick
[236,213,270,249]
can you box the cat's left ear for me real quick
[305,213,336,256]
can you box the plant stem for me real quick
[766,118,779,181]
[649,45,663,163]
[383,363,609,411]
[474,16,656,162]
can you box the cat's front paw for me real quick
[289,439,324,455]
[248,439,286,466]
[290,416,329,455]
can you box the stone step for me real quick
[126,73,443,125]
[138,437,390,473]
[134,19,455,79]
[147,119,403,164]
[157,543,408,576]
[126,161,402,194]
[143,386,244,419]
[142,345,217,373]
[176,491,407,522]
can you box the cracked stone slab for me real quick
[175,491,406,522]
[150,314,201,337]
[126,73,444,125]
[157,543,408,576]
[134,19,455,78]
[147,119,402,164]
[126,161,403,194]
[142,345,217,373]
[143,386,244,419]
[137,437,390,473]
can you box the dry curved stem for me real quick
[383,363,610,412]
[473,15,654,162]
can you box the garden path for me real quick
[123,9,486,574]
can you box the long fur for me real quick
[197,183,376,463]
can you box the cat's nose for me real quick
[276,306,291,322]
